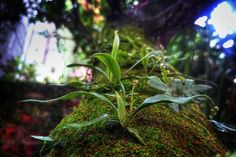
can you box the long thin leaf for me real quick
[67,63,94,69]
[52,81,92,88]
[31,135,53,142]
[111,31,120,59]
[19,91,83,103]
[116,92,127,127]
[19,91,116,110]
[126,52,153,72]
[88,92,117,110]
[93,53,121,82]
[63,114,109,129]
[127,127,145,145]
[132,94,212,118]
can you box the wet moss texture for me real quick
[44,98,226,157]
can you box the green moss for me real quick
[44,100,226,157]
[41,27,226,157]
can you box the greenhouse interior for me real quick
[0,0,236,156]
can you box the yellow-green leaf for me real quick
[116,92,126,127]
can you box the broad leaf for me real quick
[93,53,121,82]
[148,76,170,92]
[127,127,145,145]
[116,92,127,127]
[111,31,120,59]
[31,135,53,142]
[63,114,109,129]
[132,94,211,118]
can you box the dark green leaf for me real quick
[67,63,94,69]
[63,114,109,129]
[93,53,121,82]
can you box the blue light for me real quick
[208,1,236,39]
[194,1,236,51]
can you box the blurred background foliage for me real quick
[0,0,235,125]
[0,0,236,154]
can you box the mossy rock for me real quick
[42,98,226,157]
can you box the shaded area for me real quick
[0,81,78,156]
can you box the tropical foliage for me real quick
[22,31,215,147]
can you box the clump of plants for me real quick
[22,30,227,156]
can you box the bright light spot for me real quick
[209,1,236,38]
[22,22,65,83]
[212,31,218,37]
[234,78,236,84]
[223,39,234,48]
[210,38,219,48]
[194,16,208,27]
[65,0,73,11]
[219,53,225,59]
[133,0,139,6]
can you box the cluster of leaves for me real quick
[147,76,213,112]
[21,31,214,146]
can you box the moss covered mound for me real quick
[43,98,226,157]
